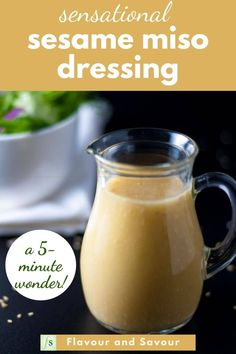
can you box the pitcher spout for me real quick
[87,128,198,173]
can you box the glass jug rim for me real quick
[87,127,199,174]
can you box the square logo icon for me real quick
[40,335,57,351]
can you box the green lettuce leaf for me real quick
[0,91,91,134]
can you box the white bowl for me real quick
[0,113,78,210]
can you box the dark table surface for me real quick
[0,236,235,354]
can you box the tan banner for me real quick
[40,334,196,351]
[0,0,235,90]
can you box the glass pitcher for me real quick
[80,128,236,334]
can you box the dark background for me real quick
[102,92,236,178]
[0,92,235,354]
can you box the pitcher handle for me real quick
[194,172,236,279]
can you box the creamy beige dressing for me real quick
[81,176,204,332]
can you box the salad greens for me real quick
[0,91,90,134]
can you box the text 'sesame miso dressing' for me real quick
[81,128,236,333]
